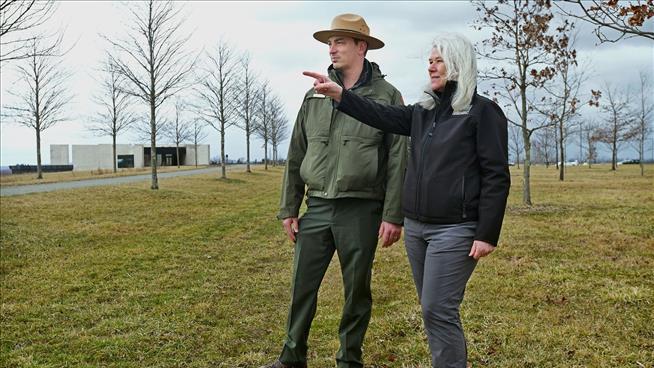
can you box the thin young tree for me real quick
[0,0,57,63]
[630,71,653,176]
[534,125,556,168]
[191,118,208,168]
[235,52,259,173]
[474,0,573,205]
[596,83,635,170]
[532,34,586,181]
[1,37,72,179]
[253,81,273,170]
[103,0,195,189]
[194,40,240,179]
[509,124,524,168]
[88,57,137,173]
[559,0,654,43]
[167,99,193,168]
[585,121,600,168]
[270,102,290,166]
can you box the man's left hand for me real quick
[378,221,402,247]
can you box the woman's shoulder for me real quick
[472,94,506,121]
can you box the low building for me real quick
[50,144,210,171]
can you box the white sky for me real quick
[1,1,653,166]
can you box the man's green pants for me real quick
[279,197,382,368]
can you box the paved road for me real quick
[0,166,245,197]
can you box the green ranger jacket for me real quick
[278,60,408,224]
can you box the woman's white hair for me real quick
[418,33,477,113]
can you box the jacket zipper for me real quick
[415,119,438,217]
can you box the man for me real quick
[263,13,407,368]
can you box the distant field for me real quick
[0,165,211,186]
[1,165,652,367]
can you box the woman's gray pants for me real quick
[403,217,478,368]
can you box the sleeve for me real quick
[277,101,308,220]
[474,101,511,246]
[381,89,409,225]
[337,88,414,136]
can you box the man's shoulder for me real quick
[366,77,401,104]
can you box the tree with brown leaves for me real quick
[559,0,654,43]
[474,0,573,205]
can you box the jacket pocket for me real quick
[300,136,329,191]
[423,175,464,219]
[336,135,381,191]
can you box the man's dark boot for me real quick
[259,360,307,368]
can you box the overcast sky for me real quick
[1,1,653,166]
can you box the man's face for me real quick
[327,36,364,70]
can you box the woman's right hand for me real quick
[303,71,343,102]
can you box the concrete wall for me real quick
[50,145,69,165]
[184,144,210,165]
[71,144,144,171]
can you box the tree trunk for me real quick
[220,127,226,179]
[176,143,180,168]
[611,138,617,171]
[264,140,268,170]
[523,138,532,206]
[194,142,198,168]
[559,120,565,181]
[246,131,251,173]
[150,101,158,189]
[36,128,43,179]
[638,137,645,176]
[113,134,117,173]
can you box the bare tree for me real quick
[595,83,635,170]
[103,0,195,189]
[558,0,654,43]
[191,118,208,168]
[166,99,193,168]
[270,100,290,166]
[254,81,273,170]
[133,113,169,146]
[533,125,556,167]
[629,71,653,176]
[1,37,72,179]
[235,52,259,173]
[88,57,137,173]
[194,40,240,179]
[508,124,524,168]
[0,0,57,63]
[474,0,573,205]
[583,120,601,168]
[532,33,587,181]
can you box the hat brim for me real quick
[313,30,384,50]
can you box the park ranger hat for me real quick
[313,13,385,50]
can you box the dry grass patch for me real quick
[1,164,652,367]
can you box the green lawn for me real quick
[1,165,652,367]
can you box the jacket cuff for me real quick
[382,214,404,225]
[277,209,298,220]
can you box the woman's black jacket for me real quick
[337,82,510,246]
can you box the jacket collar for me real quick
[424,80,458,106]
[329,58,377,90]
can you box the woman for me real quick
[304,33,510,368]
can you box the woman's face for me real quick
[428,49,447,92]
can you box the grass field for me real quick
[1,164,652,367]
[0,165,211,187]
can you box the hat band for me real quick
[331,28,369,37]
